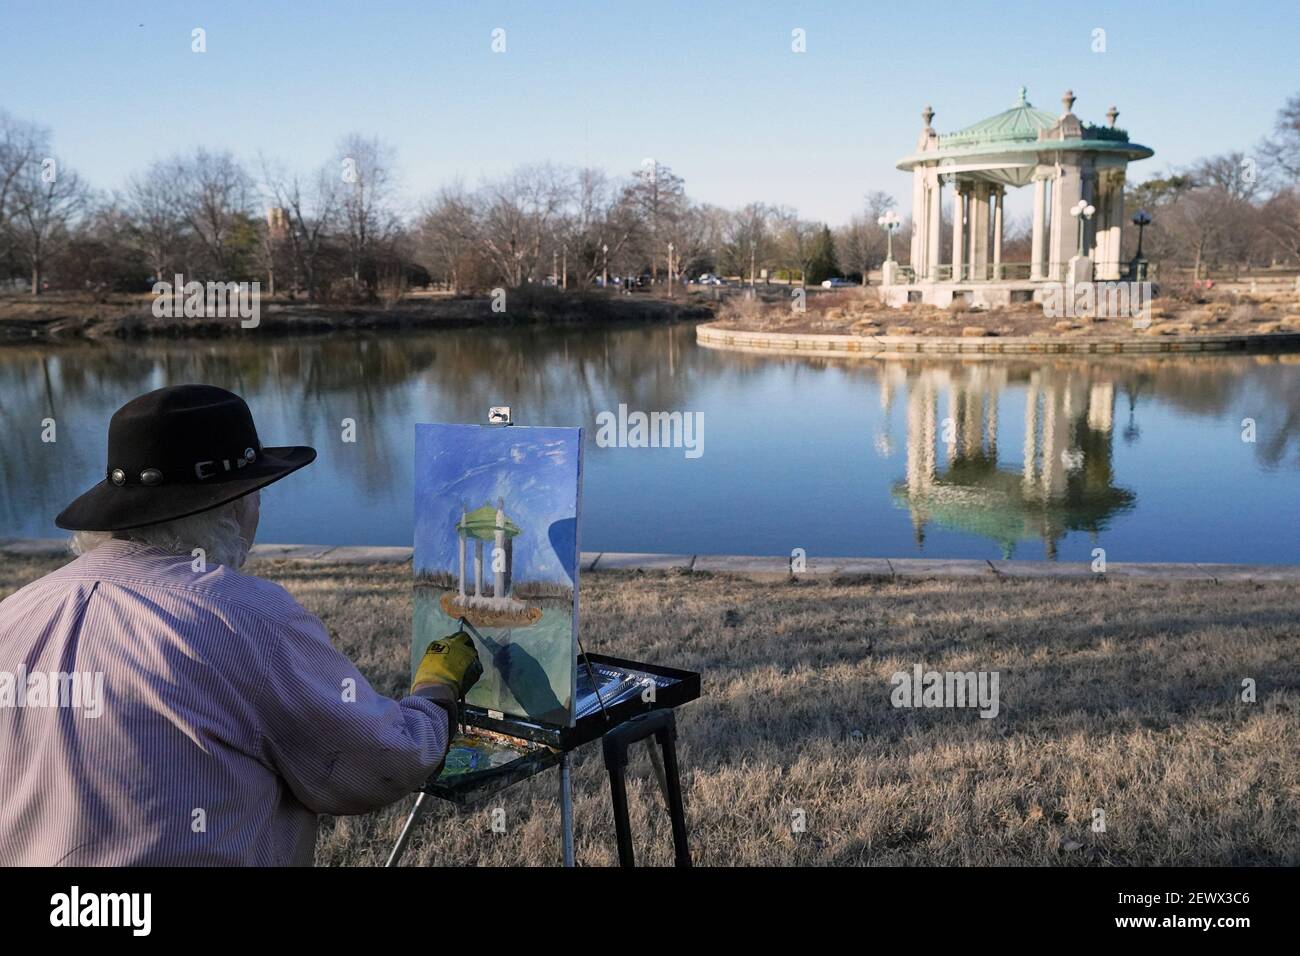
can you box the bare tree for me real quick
[836,191,899,281]
[663,203,713,282]
[1261,93,1300,185]
[335,134,398,293]
[478,163,570,286]
[561,167,639,285]
[1176,154,1264,276]
[261,157,339,301]
[624,161,686,281]
[414,181,479,292]
[1263,188,1300,264]
[774,208,819,287]
[0,111,48,264]
[5,152,86,294]
[123,161,186,282]
[722,202,771,285]
[168,148,253,277]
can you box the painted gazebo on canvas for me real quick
[882,88,1154,308]
[413,423,581,727]
[444,498,541,626]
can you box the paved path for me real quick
[2,538,1296,583]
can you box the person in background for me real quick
[0,384,480,865]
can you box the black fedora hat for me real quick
[56,384,316,532]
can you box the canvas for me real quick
[413,423,581,727]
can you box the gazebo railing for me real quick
[926,263,1037,282]
[898,260,1159,285]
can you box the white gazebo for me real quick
[454,498,524,611]
[882,88,1153,308]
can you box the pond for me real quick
[1,324,1297,564]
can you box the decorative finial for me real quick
[1017,86,1027,106]
[1062,89,1076,114]
[1106,105,1119,128]
[922,105,934,129]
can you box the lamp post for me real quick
[1131,209,1151,281]
[668,242,674,297]
[878,210,902,263]
[602,243,608,288]
[1070,200,1096,256]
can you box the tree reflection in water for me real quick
[1,332,1297,559]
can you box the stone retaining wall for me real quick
[2,539,1296,583]
[696,321,1300,357]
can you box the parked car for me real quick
[821,278,854,288]
[697,273,725,286]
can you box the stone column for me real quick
[493,499,506,600]
[1031,174,1046,280]
[969,183,990,280]
[910,166,927,275]
[457,515,466,597]
[1099,172,1124,280]
[1049,163,1083,282]
[927,171,942,279]
[951,183,965,282]
[993,187,1004,279]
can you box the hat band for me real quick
[107,446,260,487]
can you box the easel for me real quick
[384,648,697,867]
[386,407,698,867]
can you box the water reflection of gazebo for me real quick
[890,364,1135,558]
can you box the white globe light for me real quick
[1085,204,1096,217]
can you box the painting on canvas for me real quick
[413,423,581,727]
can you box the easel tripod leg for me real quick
[646,738,669,802]
[657,730,692,867]
[560,752,575,867]
[385,790,431,868]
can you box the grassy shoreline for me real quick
[2,551,1296,866]
[0,288,714,342]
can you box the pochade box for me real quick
[411,422,700,808]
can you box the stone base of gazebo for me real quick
[880,280,1043,310]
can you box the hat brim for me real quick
[55,446,317,532]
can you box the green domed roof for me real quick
[457,502,521,541]
[895,88,1154,177]
[942,88,1056,148]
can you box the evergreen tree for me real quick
[806,224,841,284]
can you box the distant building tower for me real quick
[267,207,289,241]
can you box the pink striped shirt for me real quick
[0,539,447,866]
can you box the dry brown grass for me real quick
[2,553,1297,866]
[714,287,1300,341]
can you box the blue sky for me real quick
[1,0,1294,224]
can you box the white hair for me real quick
[71,492,259,570]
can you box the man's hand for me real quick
[410,632,483,725]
